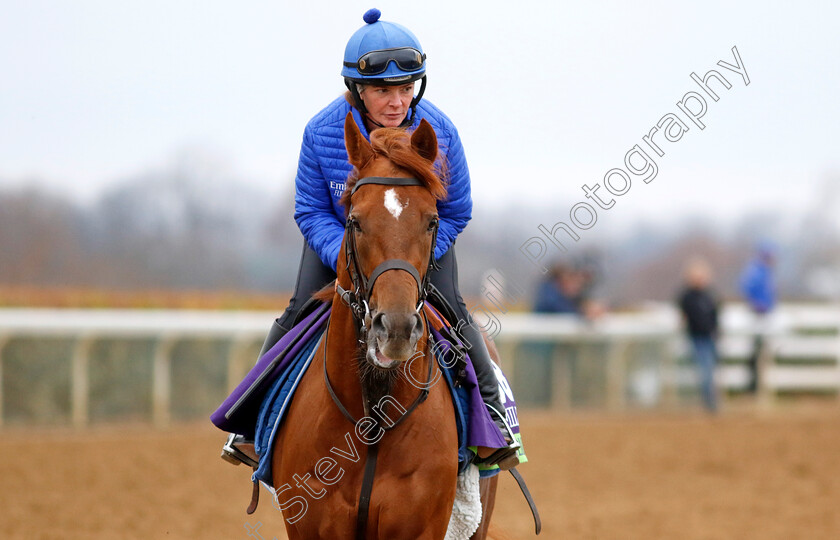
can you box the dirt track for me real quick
[1,409,838,539]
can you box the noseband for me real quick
[335,176,440,338]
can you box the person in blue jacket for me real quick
[225,9,518,467]
[533,263,586,315]
[739,241,777,393]
[740,242,776,315]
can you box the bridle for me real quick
[324,175,441,540]
[334,176,440,342]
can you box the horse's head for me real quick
[339,113,447,370]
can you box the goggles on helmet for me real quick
[343,47,426,76]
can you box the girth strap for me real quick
[356,443,380,539]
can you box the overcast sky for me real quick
[2,1,838,234]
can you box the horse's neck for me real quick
[327,294,431,420]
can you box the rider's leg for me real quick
[429,246,518,461]
[223,241,335,466]
[257,241,336,358]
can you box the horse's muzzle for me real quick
[367,311,423,369]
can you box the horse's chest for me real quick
[274,354,458,538]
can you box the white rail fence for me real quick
[496,304,840,410]
[0,304,838,427]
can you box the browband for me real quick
[351,176,423,195]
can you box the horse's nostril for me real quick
[371,313,387,335]
[411,312,423,341]
[371,311,422,342]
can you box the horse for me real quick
[271,113,500,540]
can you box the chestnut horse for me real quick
[271,114,498,539]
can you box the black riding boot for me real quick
[457,320,508,427]
[450,319,519,470]
[222,317,296,467]
[429,247,519,467]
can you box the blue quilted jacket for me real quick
[740,258,776,314]
[293,95,472,271]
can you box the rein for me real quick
[322,315,434,429]
[326,175,440,540]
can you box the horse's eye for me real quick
[427,218,439,233]
[349,219,362,233]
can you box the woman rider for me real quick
[224,9,517,466]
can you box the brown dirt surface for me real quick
[1,409,838,539]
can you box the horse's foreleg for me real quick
[470,475,498,540]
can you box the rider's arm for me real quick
[434,123,472,260]
[293,125,345,271]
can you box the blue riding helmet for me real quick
[342,8,426,83]
[342,8,428,127]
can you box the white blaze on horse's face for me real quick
[383,188,408,220]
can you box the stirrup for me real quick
[221,433,260,468]
[478,404,522,470]
[476,439,521,470]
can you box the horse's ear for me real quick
[410,119,438,163]
[344,112,374,168]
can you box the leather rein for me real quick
[326,176,440,539]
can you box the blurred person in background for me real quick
[739,241,777,394]
[677,258,721,413]
[533,261,605,319]
[534,263,580,314]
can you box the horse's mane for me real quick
[339,127,448,211]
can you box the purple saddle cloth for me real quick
[210,302,331,437]
[210,301,510,453]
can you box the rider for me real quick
[223,8,518,467]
